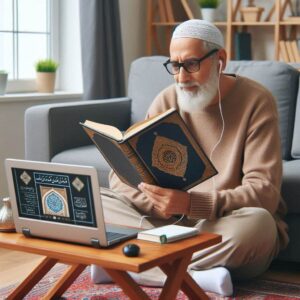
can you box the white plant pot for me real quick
[0,73,8,95]
[201,8,217,22]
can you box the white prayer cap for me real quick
[172,19,224,48]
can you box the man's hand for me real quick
[138,182,190,218]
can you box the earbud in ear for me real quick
[219,60,223,74]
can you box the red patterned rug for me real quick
[1,264,300,300]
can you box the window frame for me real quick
[3,0,59,93]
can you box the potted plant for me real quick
[199,0,220,22]
[0,70,8,95]
[35,59,59,93]
[240,0,264,22]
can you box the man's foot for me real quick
[91,265,233,296]
[90,265,112,283]
[90,265,166,286]
[192,267,233,296]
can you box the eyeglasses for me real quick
[163,49,219,75]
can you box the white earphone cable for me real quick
[209,61,225,191]
[138,213,185,228]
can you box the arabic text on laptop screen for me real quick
[11,168,97,228]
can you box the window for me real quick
[0,0,58,92]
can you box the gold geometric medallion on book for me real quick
[40,186,70,218]
[152,135,188,177]
[20,171,31,185]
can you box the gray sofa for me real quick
[25,57,300,263]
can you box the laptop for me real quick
[5,158,141,248]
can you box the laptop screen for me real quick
[11,167,97,228]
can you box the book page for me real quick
[124,107,176,140]
[83,120,123,141]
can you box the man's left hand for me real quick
[138,182,190,216]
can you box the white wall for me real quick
[119,0,147,90]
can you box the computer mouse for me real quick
[122,243,140,257]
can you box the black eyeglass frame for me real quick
[163,49,219,75]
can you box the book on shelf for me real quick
[137,224,199,244]
[80,107,217,190]
[234,32,252,60]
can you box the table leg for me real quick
[158,255,192,300]
[7,257,58,300]
[160,260,209,300]
[181,273,209,300]
[106,255,208,300]
[41,263,86,300]
[106,268,150,300]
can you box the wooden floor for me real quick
[1,248,300,290]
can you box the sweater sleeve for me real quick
[189,94,284,220]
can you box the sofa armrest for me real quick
[25,97,132,161]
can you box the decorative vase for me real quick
[201,8,217,22]
[36,72,56,93]
[0,73,8,95]
[0,197,16,232]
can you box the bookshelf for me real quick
[146,0,300,62]
[146,0,195,55]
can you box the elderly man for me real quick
[92,20,288,296]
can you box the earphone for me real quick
[138,213,185,227]
[209,58,225,190]
[219,59,223,74]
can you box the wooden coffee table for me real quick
[0,232,221,300]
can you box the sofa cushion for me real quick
[51,145,111,187]
[225,61,299,160]
[48,98,131,158]
[128,56,173,124]
[282,160,300,213]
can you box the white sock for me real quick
[90,265,113,284]
[90,264,233,296]
[192,267,233,296]
[91,265,166,286]
[128,271,166,287]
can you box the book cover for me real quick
[137,224,199,244]
[80,108,217,190]
[234,32,252,60]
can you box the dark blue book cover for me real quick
[127,110,217,190]
[234,32,252,60]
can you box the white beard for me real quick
[175,67,219,112]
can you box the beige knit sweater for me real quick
[109,75,289,249]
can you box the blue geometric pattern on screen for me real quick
[46,191,64,213]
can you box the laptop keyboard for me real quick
[106,231,127,241]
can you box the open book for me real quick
[80,108,217,190]
[137,225,199,244]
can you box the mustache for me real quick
[177,82,201,89]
